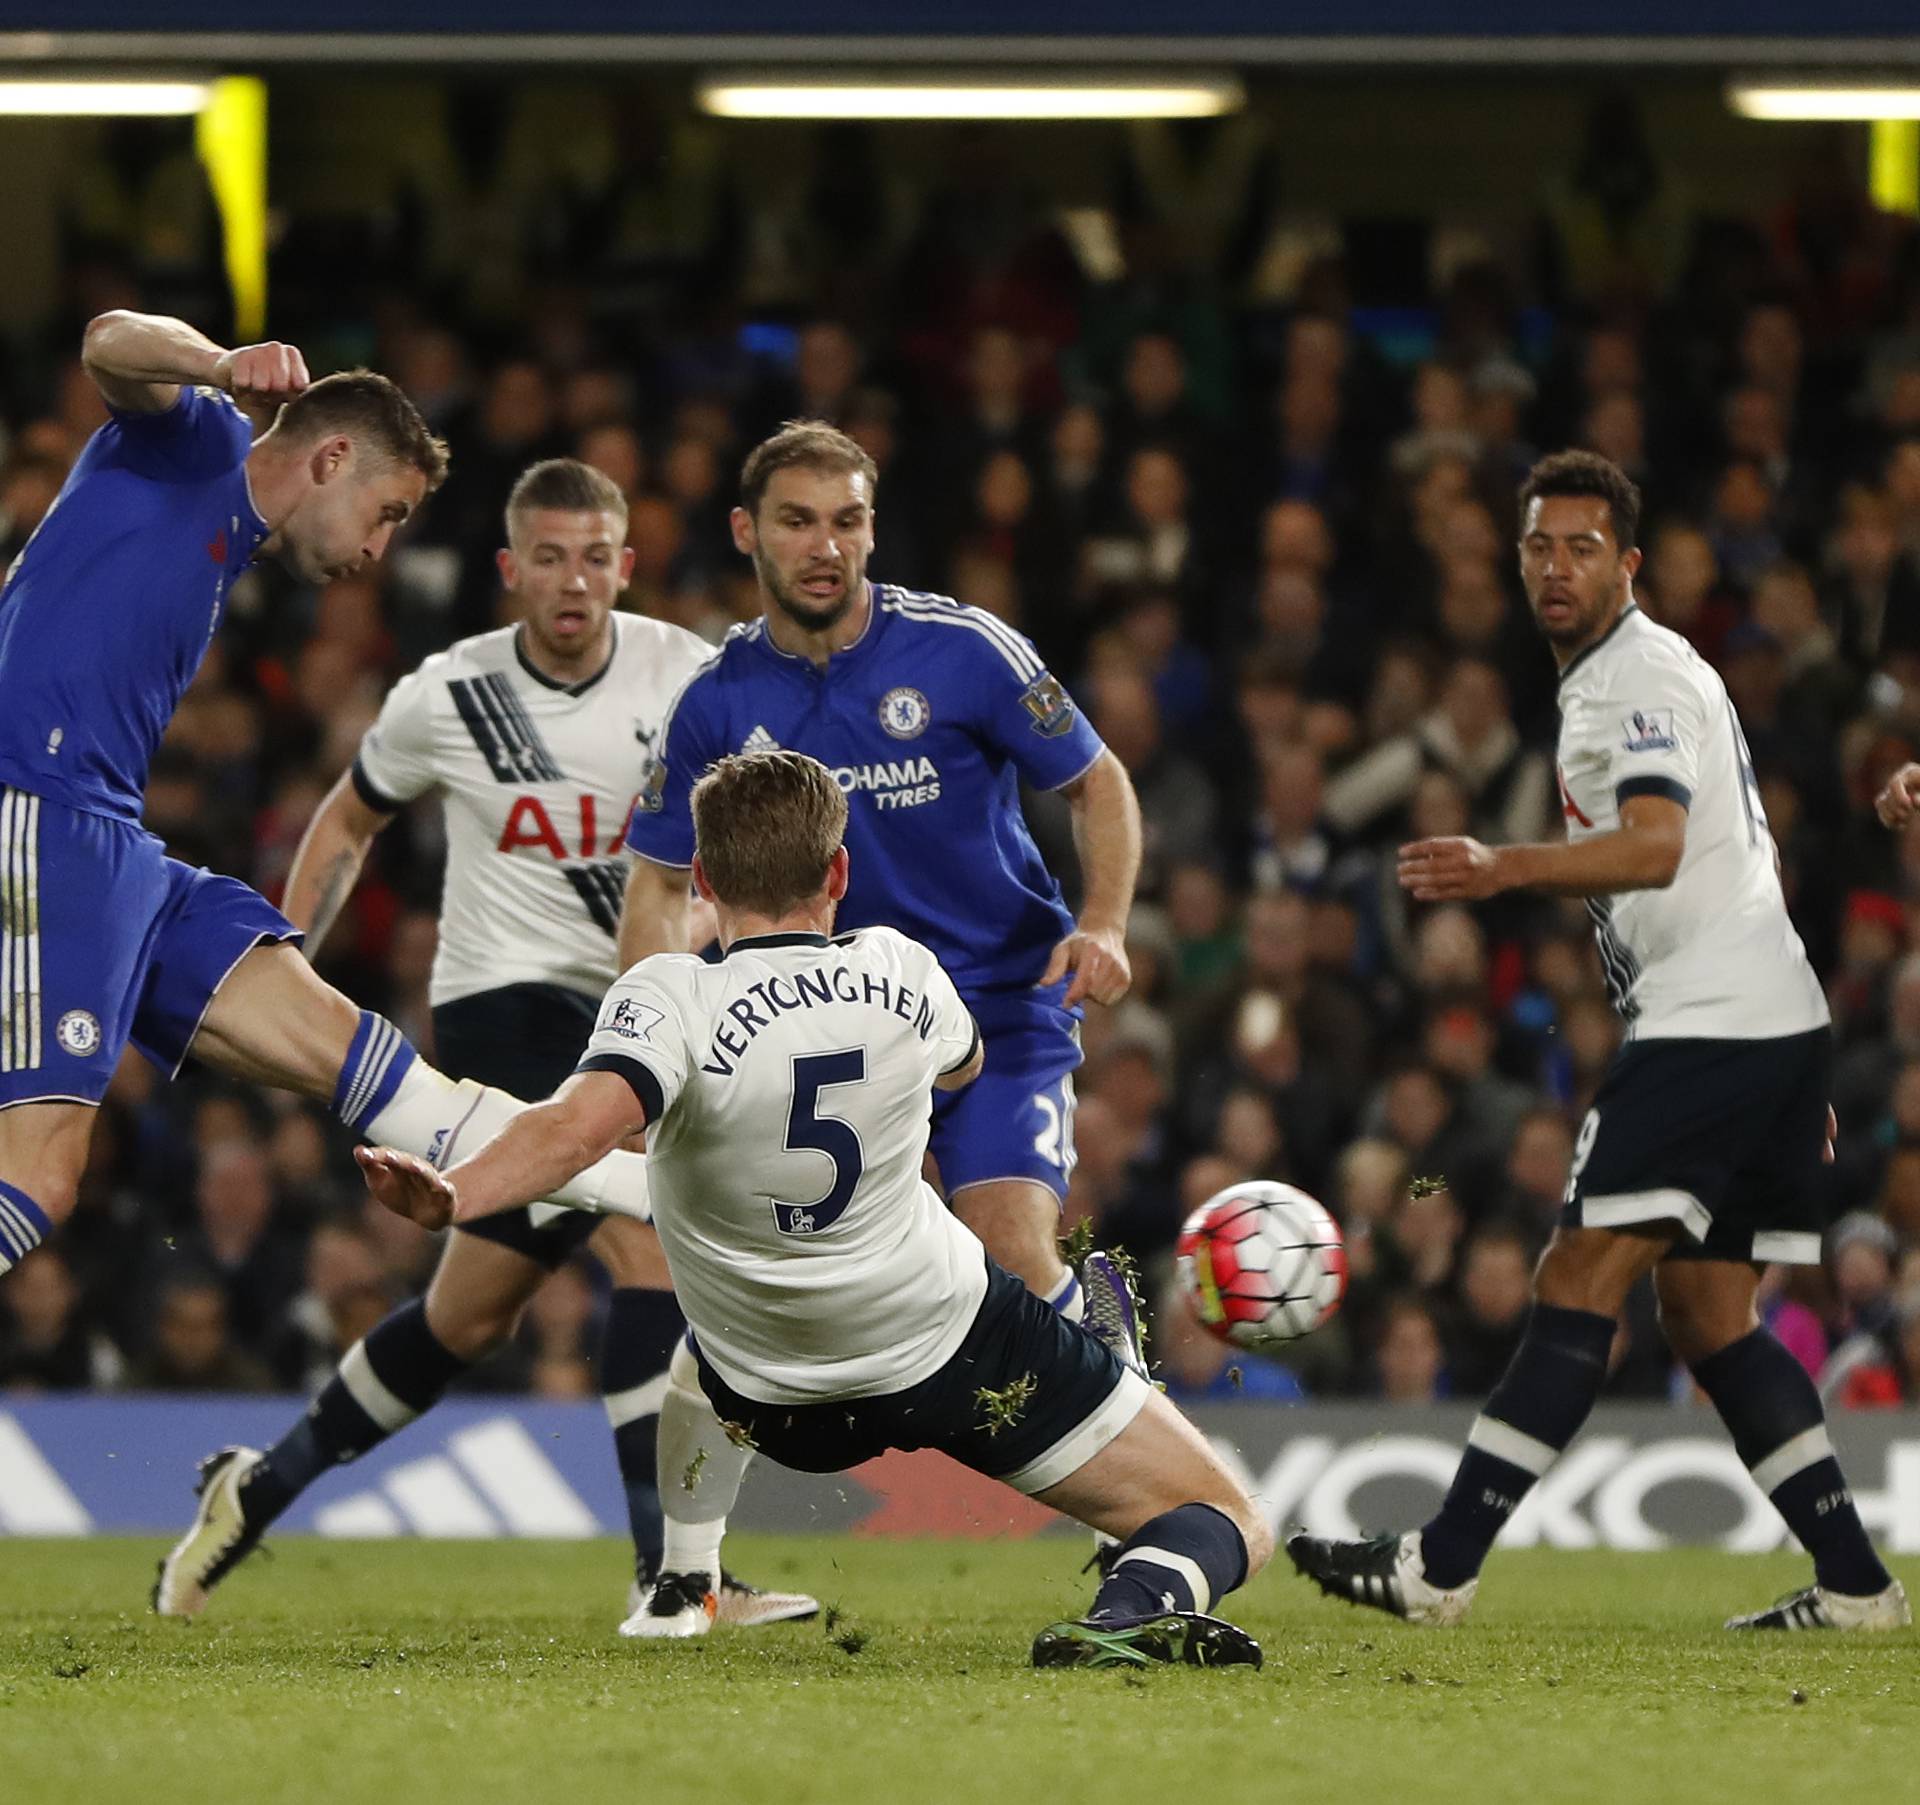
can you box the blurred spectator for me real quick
[126,1274,276,1392]
[1323,656,1553,851]
[1447,1222,1536,1394]
[0,1249,125,1390]
[1372,1294,1448,1402]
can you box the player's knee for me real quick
[953,1187,1063,1291]
[592,1216,670,1288]
[424,1292,524,1361]
[1532,1230,1639,1319]
[1655,1279,1754,1367]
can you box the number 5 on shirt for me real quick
[773,1049,867,1235]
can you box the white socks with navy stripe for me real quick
[332,1010,651,1219]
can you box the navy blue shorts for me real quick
[434,982,606,1268]
[1560,1028,1835,1265]
[690,1257,1150,1495]
[0,788,297,1108]
[929,989,1082,1202]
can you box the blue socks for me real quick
[1091,1503,1249,1620]
[600,1288,687,1582]
[330,1010,419,1133]
[244,1299,469,1527]
[1692,1328,1892,1597]
[1419,1302,1616,1589]
[0,1180,50,1272]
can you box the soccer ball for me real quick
[1175,1181,1347,1352]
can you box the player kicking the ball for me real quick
[1289,451,1907,1634]
[155,458,813,1631]
[0,311,652,1521]
[360,750,1270,1669]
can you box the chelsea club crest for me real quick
[878,686,931,739]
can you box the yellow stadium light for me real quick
[1871,118,1920,219]
[195,78,269,341]
[0,80,212,115]
[697,77,1244,121]
[1728,83,1920,121]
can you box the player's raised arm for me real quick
[281,767,397,957]
[82,309,310,420]
[1042,749,1143,1008]
[358,1068,648,1231]
[1399,792,1687,902]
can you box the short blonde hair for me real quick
[692,751,848,915]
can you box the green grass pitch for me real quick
[3,1537,1914,1805]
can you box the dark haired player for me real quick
[615,422,1149,1620]
[622,422,1142,1329]
[1290,450,1907,1632]
[0,314,654,1439]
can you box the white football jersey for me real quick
[1554,603,1827,1041]
[354,615,712,1007]
[578,925,986,1405]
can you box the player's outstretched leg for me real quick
[155,1236,541,1615]
[1289,1228,1655,1626]
[621,1335,819,1639]
[190,946,651,1218]
[1288,1301,1617,1626]
[1029,1389,1271,1670]
[1656,1266,1909,1631]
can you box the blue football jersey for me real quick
[0,386,266,822]
[626,586,1106,995]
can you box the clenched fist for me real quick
[213,340,311,408]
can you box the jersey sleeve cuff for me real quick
[1037,741,1108,794]
[941,1021,983,1076]
[576,1052,665,1125]
[1615,776,1693,811]
[351,757,405,815]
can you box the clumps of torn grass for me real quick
[720,1420,758,1451]
[1105,1244,1150,1356]
[1057,1223,1151,1358]
[974,1371,1038,1438]
[681,1447,709,1493]
[1408,1174,1449,1200]
[822,1603,869,1656]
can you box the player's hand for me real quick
[1875,763,1920,830]
[355,1145,457,1231]
[213,341,311,409]
[1824,1104,1838,1166]
[1398,835,1506,902]
[1042,920,1131,1008]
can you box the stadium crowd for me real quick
[6,98,1920,1410]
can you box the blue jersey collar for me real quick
[239,461,271,560]
[750,582,885,672]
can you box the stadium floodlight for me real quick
[696,76,1245,121]
[0,80,212,116]
[1727,83,1920,121]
